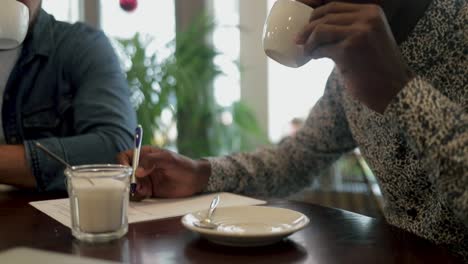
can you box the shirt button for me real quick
[10,137,17,144]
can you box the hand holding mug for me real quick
[295,2,413,113]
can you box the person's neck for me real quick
[386,0,434,44]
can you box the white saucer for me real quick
[181,205,310,247]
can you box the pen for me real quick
[130,125,143,197]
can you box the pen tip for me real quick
[130,183,137,194]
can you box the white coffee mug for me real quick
[263,0,314,68]
[0,0,29,50]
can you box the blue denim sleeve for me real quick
[24,28,137,192]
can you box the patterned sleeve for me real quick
[386,76,468,225]
[204,70,357,197]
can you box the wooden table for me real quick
[0,187,463,264]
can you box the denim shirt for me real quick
[4,10,137,191]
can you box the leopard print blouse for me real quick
[206,0,467,259]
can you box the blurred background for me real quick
[42,0,383,218]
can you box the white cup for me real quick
[263,0,314,68]
[0,0,29,50]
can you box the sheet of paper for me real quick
[29,192,266,228]
[0,247,118,264]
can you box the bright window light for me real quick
[42,0,81,23]
[267,0,335,143]
[212,0,241,108]
[100,0,175,62]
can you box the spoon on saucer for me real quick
[194,195,220,229]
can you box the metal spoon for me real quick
[194,195,220,229]
[35,142,94,185]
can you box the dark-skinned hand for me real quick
[296,1,413,113]
[118,147,211,200]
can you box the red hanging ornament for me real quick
[120,0,138,12]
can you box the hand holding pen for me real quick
[130,125,143,199]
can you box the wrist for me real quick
[383,67,415,110]
[195,159,211,192]
[370,66,415,114]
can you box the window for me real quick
[100,0,177,145]
[267,0,334,142]
[211,0,241,108]
[211,0,334,142]
[100,0,175,61]
[42,0,81,23]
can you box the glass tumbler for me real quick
[66,164,132,242]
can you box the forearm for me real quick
[206,134,354,198]
[205,71,357,197]
[26,129,133,192]
[0,145,36,189]
[205,145,328,197]
[386,76,468,223]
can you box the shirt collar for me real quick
[22,9,54,59]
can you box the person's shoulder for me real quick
[51,19,108,49]
[46,18,118,73]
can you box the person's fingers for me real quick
[296,13,357,44]
[303,24,349,57]
[130,175,152,201]
[129,190,146,202]
[134,167,148,178]
[134,150,176,179]
[308,41,343,61]
[138,150,176,170]
[136,151,163,170]
[152,182,191,199]
[129,193,146,202]
[117,146,159,166]
[296,0,323,8]
[116,149,133,166]
[152,189,175,198]
[137,176,153,197]
[146,167,187,198]
[310,1,361,21]
[139,146,159,154]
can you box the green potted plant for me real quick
[116,14,268,158]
